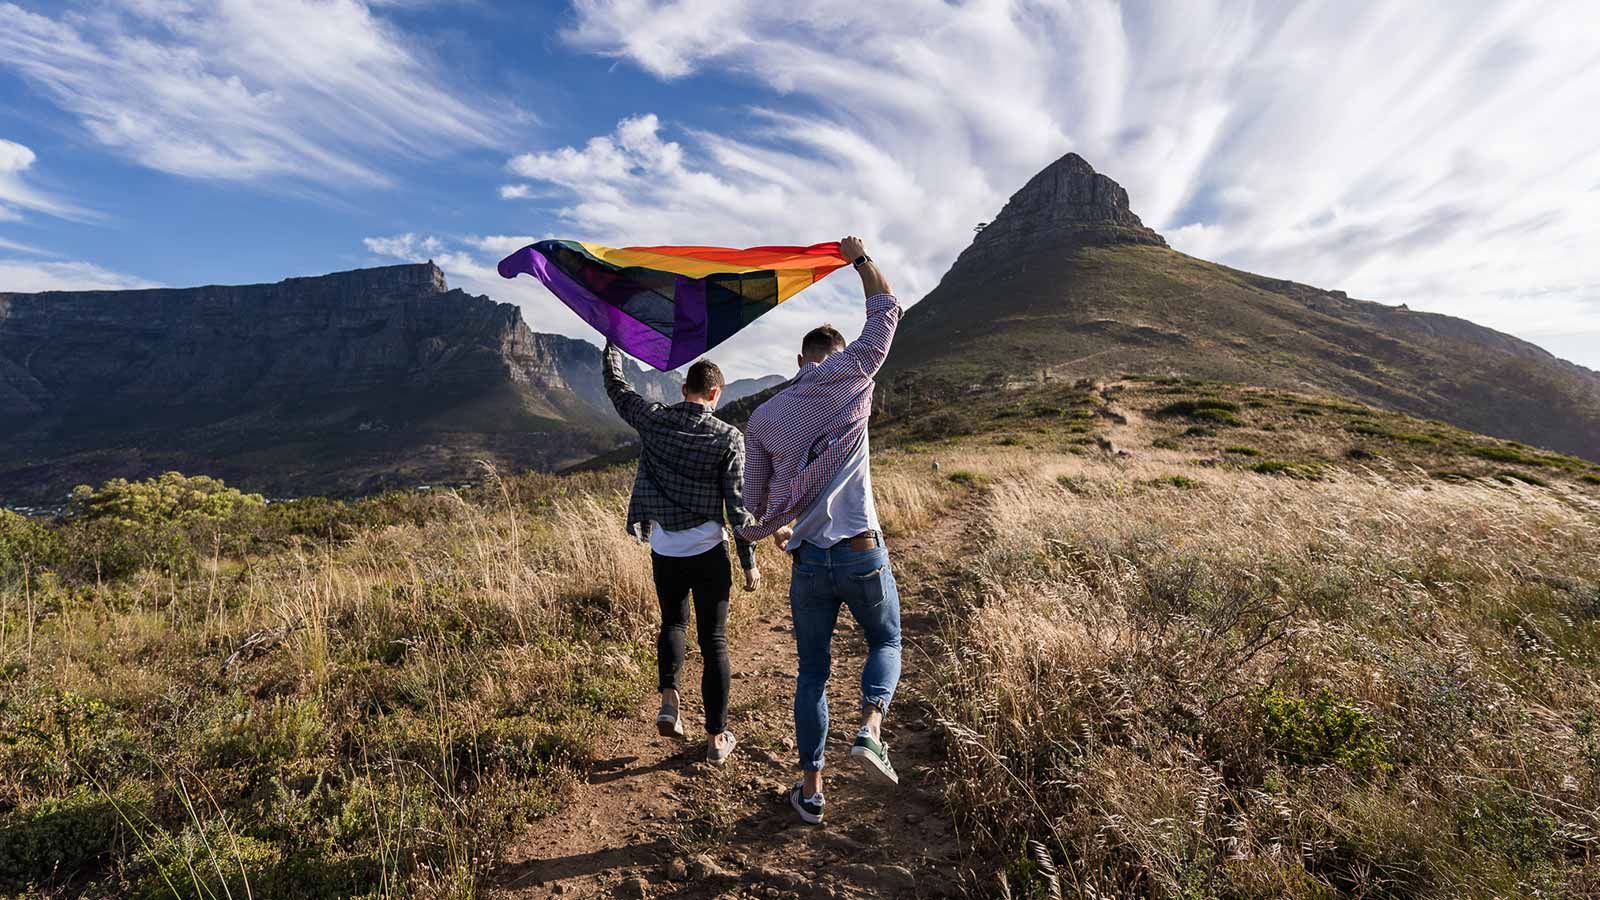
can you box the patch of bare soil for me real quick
[487,509,978,899]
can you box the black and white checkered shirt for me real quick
[604,343,755,570]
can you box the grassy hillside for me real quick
[885,242,1600,464]
[2,379,1597,898]
[870,377,1600,897]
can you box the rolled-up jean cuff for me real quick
[863,697,891,715]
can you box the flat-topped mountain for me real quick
[0,263,682,503]
[887,153,1600,463]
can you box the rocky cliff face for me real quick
[889,153,1600,463]
[955,152,1166,270]
[0,263,680,503]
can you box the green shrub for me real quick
[68,472,264,528]
[0,785,150,890]
[0,511,56,584]
[1224,446,1261,457]
[948,470,985,486]
[1151,437,1181,450]
[1472,445,1550,467]
[1581,473,1600,486]
[1257,688,1390,774]
[1142,475,1200,490]
[1153,399,1243,426]
[1456,783,1556,870]
[1250,460,1323,479]
[1344,423,1437,444]
[1494,470,1549,488]
[1155,398,1241,417]
[910,410,976,441]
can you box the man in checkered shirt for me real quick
[603,343,758,766]
[736,235,904,825]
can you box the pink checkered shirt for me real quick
[737,292,902,541]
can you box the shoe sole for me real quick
[789,789,823,825]
[656,717,684,739]
[850,745,900,785]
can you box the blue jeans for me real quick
[789,538,902,772]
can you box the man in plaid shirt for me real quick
[736,235,904,825]
[603,342,757,766]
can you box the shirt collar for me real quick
[671,400,714,416]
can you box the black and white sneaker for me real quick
[850,728,899,785]
[789,784,825,825]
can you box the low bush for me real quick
[1257,688,1390,774]
[1473,445,1551,467]
[1250,459,1324,479]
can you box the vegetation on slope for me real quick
[874,377,1600,898]
[0,470,684,898]
[4,371,1598,898]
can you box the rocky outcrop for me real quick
[954,153,1166,270]
[0,263,681,503]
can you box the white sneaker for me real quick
[706,731,737,765]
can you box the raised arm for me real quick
[602,340,652,429]
[841,235,891,298]
[831,236,902,378]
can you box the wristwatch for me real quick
[852,254,871,268]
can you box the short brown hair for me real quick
[685,359,725,396]
[801,325,846,361]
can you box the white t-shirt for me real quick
[790,433,880,550]
[648,519,726,557]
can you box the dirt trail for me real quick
[487,508,976,899]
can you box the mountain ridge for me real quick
[885,153,1600,463]
[0,263,681,503]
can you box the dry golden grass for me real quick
[929,445,1600,898]
[0,466,802,899]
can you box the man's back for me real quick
[603,343,754,569]
[739,291,901,542]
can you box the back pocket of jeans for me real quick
[852,566,887,606]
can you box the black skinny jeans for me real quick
[651,543,732,735]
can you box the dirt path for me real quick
[487,509,976,899]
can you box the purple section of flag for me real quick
[665,275,708,370]
[498,245,673,370]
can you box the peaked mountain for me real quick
[886,153,1600,463]
[0,263,682,504]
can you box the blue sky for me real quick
[2,0,1598,380]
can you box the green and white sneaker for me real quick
[850,728,899,785]
[789,784,825,825]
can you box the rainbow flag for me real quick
[498,240,848,371]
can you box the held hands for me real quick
[743,566,761,592]
[773,525,794,553]
[838,235,866,262]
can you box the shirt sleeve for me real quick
[824,292,902,381]
[736,423,773,542]
[721,433,756,570]
[602,341,653,429]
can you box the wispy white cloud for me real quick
[0,138,90,222]
[362,232,590,342]
[362,233,444,259]
[0,258,159,292]
[0,0,509,188]
[546,0,1600,372]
